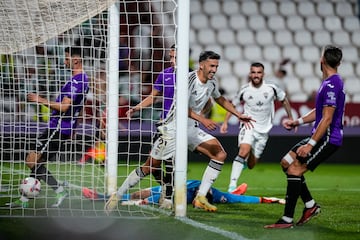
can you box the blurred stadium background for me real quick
[1,0,359,165]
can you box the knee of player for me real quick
[217,150,227,161]
[286,164,302,176]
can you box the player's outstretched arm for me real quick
[188,108,219,131]
[214,96,255,128]
[126,88,160,119]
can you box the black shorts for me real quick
[291,137,339,171]
[35,128,71,162]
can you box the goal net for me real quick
[0,0,177,218]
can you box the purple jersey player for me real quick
[49,72,89,135]
[7,46,89,209]
[152,66,176,120]
[265,45,345,229]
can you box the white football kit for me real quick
[187,71,222,151]
[150,102,177,160]
[233,81,286,158]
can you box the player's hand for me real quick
[296,144,312,158]
[27,93,42,103]
[238,114,255,129]
[126,108,135,119]
[282,118,298,132]
[220,122,228,134]
[201,118,218,131]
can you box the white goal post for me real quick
[0,0,187,218]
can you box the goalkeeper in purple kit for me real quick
[7,46,89,208]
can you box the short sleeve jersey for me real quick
[313,74,345,146]
[232,81,286,133]
[153,66,176,120]
[188,71,221,115]
[49,73,89,136]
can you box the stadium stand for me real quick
[186,0,360,102]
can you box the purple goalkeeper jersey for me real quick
[313,74,345,146]
[153,67,176,120]
[49,73,89,136]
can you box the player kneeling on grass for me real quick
[83,180,285,206]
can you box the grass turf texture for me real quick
[0,162,359,240]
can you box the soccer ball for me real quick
[19,177,41,198]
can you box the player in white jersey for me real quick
[220,62,294,192]
[188,51,254,212]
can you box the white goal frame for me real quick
[0,0,189,218]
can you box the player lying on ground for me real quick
[83,180,285,206]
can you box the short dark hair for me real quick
[64,46,83,57]
[323,45,342,68]
[199,51,220,62]
[250,62,265,70]
[170,44,176,49]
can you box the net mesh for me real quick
[0,0,177,218]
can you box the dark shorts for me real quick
[35,128,71,162]
[291,137,339,171]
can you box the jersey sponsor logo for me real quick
[256,101,264,106]
[165,77,172,81]
[327,83,335,88]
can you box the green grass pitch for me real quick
[0,162,359,240]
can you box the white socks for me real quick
[305,199,315,208]
[197,159,223,196]
[116,169,142,198]
[229,156,246,188]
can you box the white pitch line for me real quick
[176,216,249,240]
[61,181,249,240]
[249,187,360,192]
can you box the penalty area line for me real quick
[175,216,249,240]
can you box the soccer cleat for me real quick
[264,218,294,229]
[104,192,119,214]
[51,191,68,208]
[6,199,29,208]
[261,197,286,205]
[159,198,173,209]
[192,195,217,212]
[231,183,248,195]
[296,204,321,226]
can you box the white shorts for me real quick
[238,127,269,159]
[150,135,176,160]
[150,121,176,160]
[188,119,215,152]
